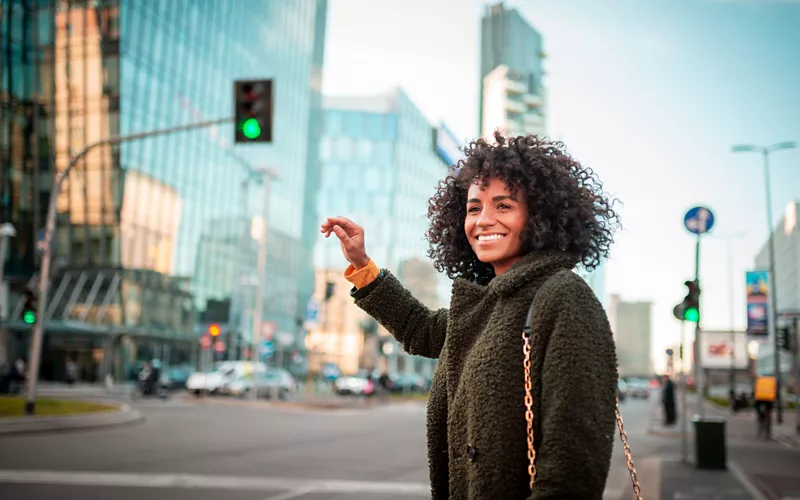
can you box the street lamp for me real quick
[249,167,278,400]
[732,140,797,424]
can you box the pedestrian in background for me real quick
[662,375,676,426]
[322,132,625,499]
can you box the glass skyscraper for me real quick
[314,89,448,376]
[1,0,327,381]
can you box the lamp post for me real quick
[732,141,798,424]
[250,167,279,400]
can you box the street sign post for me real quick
[683,205,715,421]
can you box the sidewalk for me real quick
[647,392,800,500]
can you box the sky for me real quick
[321,0,800,372]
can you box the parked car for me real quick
[627,378,651,399]
[334,374,373,396]
[186,361,266,395]
[227,369,296,399]
[618,379,629,402]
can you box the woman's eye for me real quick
[498,204,511,210]
[467,207,480,213]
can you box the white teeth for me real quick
[477,234,504,241]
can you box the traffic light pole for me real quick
[694,234,705,419]
[25,117,233,415]
[680,319,688,464]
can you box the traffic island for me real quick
[0,396,143,435]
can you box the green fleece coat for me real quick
[350,251,618,500]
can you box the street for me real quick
[0,395,657,500]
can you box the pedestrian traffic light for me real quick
[681,280,700,323]
[777,326,791,351]
[234,80,273,143]
[22,289,37,325]
[209,323,221,337]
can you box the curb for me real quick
[0,403,144,436]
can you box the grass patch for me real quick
[705,395,797,410]
[0,397,117,418]
[389,392,429,401]
[706,396,729,408]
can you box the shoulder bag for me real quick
[522,293,643,499]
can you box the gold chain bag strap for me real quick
[522,296,643,499]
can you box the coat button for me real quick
[466,444,477,462]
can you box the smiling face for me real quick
[464,177,528,276]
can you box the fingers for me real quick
[320,216,361,236]
[331,225,351,245]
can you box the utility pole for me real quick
[25,117,233,415]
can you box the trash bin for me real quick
[692,416,727,470]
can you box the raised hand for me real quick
[320,216,370,269]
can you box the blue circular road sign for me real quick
[684,206,715,235]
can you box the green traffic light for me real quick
[684,307,699,323]
[242,118,261,139]
[23,310,36,325]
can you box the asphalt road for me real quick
[0,394,656,500]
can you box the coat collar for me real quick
[454,251,580,298]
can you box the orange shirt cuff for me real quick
[344,259,380,289]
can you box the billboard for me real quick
[746,270,769,336]
[434,123,464,167]
[700,331,749,369]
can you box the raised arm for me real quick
[321,217,448,359]
[529,271,618,500]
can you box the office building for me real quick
[0,0,327,381]
[479,2,547,139]
[609,294,653,377]
[753,201,800,381]
[311,88,448,378]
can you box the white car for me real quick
[186,361,266,395]
[227,369,296,399]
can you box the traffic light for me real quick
[777,326,791,351]
[209,323,221,337]
[234,80,273,143]
[22,289,37,325]
[681,280,700,323]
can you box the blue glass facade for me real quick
[317,90,448,280]
[1,0,327,381]
[118,0,327,341]
[317,89,449,375]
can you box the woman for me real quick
[321,133,621,499]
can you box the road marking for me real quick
[0,470,430,495]
[263,487,314,500]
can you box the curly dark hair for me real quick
[426,132,620,284]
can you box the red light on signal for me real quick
[209,324,221,337]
